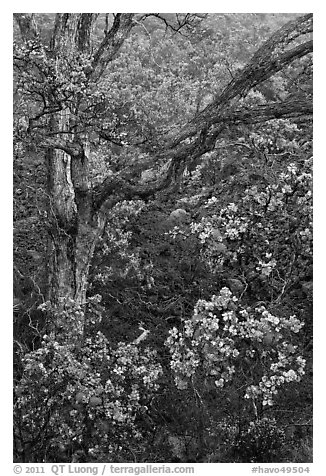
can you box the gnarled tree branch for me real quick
[38,137,84,158]
[93,14,313,210]
[166,15,312,149]
[93,95,312,211]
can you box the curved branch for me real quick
[208,40,312,114]
[92,95,312,211]
[225,98,312,125]
[140,13,207,35]
[38,138,84,157]
[92,162,176,210]
[91,14,135,74]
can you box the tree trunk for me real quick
[46,145,106,335]
[37,14,135,339]
[45,110,105,336]
[46,198,105,308]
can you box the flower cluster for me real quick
[256,254,277,278]
[186,154,312,299]
[166,288,305,407]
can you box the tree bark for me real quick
[45,143,106,310]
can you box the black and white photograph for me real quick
[12,7,314,469]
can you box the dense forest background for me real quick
[13,13,312,463]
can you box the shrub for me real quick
[233,417,286,462]
[14,300,162,462]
